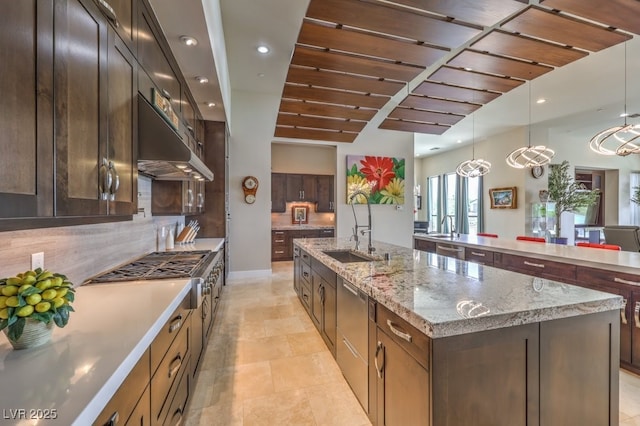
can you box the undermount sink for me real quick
[427,233,451,238]
[322,250,376,263]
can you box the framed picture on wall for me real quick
[291,205,308,224]
[489,187,517,209]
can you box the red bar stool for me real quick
[516,236,546,243]
[477,233,498,238]
[576,242,621,251]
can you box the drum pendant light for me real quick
[456,107,491,178]
[590,42,640,156]
[506,81,555,169]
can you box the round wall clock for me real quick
[531,166,544,179]
[242,176,259,204]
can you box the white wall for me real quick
[227,90,279,276]
[336,126,415,248]
[272,143,336,174]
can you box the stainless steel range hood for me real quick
[137,94,214,181]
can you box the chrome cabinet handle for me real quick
[186,189,194,208]
[274,239,285,243]
[108,161,119,201]
[387,319,412,342]
[524,261,545,268]
[375,341,384,379]
[621,299,628,325]
[162,89,172,100]
[97,0,119,27]
[275,250,284,254]
[635,302,640,329]
[437,246,463,253]
[614,277,640,286]
[471,251,486,257]
[302,190,305,199]
[107,411,119,425]
[342,338,359,359]
[171,408,183,426]
[197,193,204,209]
[330,201,333,211]
[303,271,309,278]
[169,314,183,333]
[342,280,359,297]
[168,353,182,378]
[99,158,112,201]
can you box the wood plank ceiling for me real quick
[275,0,634,143]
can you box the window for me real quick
[467,176,479,234]
[426,173,483,235]
[428,175,439,232]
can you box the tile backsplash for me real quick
[0,177,184,286]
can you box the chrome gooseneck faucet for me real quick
[441,215,455,239]
[349,190,375,255]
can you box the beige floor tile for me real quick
[263,316,315,337]
[243,389,316,426]
[621,370,640,420]
[287,331,328,356]
[234,334,293,365]
[208,361,275,403]
[621,415,640,426]
[305,380,371,426]
[185,399,243,426]
[269,351,344,393]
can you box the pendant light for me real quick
[506,81,555,169]
[456,105,491,177]
[590,42,640,156]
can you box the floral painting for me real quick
[346,155,405,204]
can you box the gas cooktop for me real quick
[86,250,213,283]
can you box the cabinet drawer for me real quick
[376,303,430,370]
[495,253,576,283]
[151,316,190,424]
[414,238,436,253]
[577,266,640,289]
[151,294,190,373]
[126,384,150,426]
[94,349,150,426]
[318,228,335,237]
[300,280,312,312]
[301,262,312,286]
[311,257,337,287]
[465,247,494,265]
[300,249,312,266]
[162,362,190,426]
[435,242,465,260]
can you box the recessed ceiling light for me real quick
[456,139,462,144]
[196,76,208,84]
[464,67,473,71]
[180,35,198,46]
[536,98,546,104]
[206,102,216,108]
[257,73,265,78]
[620,112,630,117]
[257,45,270,54]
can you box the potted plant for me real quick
[547,160,599,244]
[0,268,75,349]
[632,185,640,205]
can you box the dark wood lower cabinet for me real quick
[311,260,337,356]
[271,228,334,261]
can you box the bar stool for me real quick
[516,236,545,243]
[576,242,621,251]
[477,233,498,238]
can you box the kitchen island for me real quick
[294,237,623,425]
[0,238,224,425]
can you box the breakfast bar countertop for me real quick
[272,225,335,231]
[294,238,622,339]
[414,233,640,277]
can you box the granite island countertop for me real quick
[294,237,623,339]
[272,225,334,231]
[414,233,640,279]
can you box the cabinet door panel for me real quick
[107,31,137,215]
[107,0,135,53]
[286,174,303,201]
[271,173,286,212]
[0,1,54,217]
[633,290,640,368]
[54,0,108,216]
[316,175,334,212]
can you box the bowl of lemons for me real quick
[0,268,75,350]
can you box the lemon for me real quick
[35,301,51,313]
[26,294,42,305]
[41,289,57,300]
[21,275,36,285]
[16,305,34,317]
[37,271,53,281]
[24,270,37,277]
[52,277,63,287]
[5,296,20,307]
[0,308,8,320]
[6,277,21,286]
[52,297,65,309]
[1,285,18,296]
[18,284,33,294]
[0,296,7,309]
[56,288,68,298]
[36,279,52,290]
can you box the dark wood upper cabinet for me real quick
[107,29,138,215]
[286,174,316,202]
[0,0,54,218]
[54,0,109,216]
[103,0,137,54]
[315,175,334,212]
[271,173,287,212]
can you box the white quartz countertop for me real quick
[414,233,640,279]
[294,238,622,339]
[0,278,191,425]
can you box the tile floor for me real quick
[186,261,640,425]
